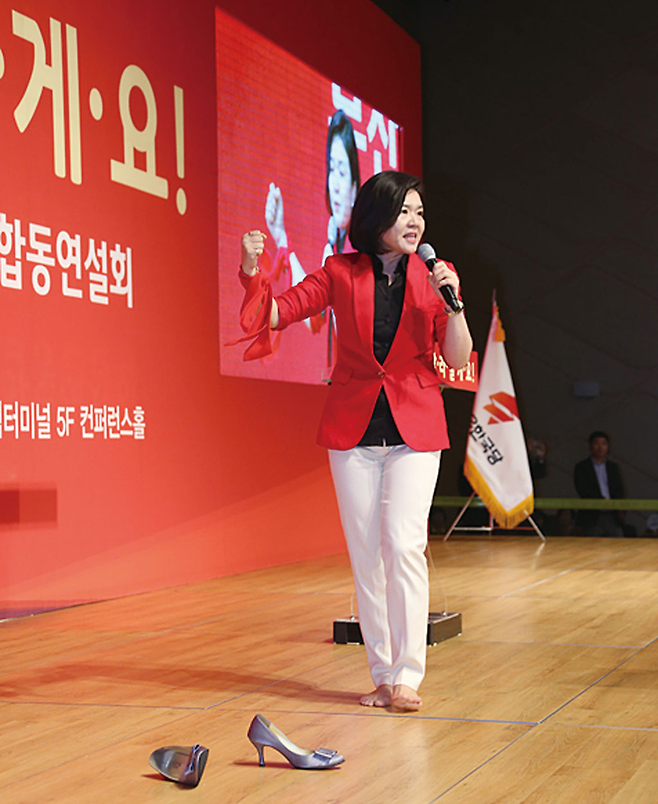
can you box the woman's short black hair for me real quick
[349,171,424,254]
[325,110,361,214]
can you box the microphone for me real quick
[417,243,462,313]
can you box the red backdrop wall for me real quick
[0,0,422,616]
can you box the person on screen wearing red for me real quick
[237,171,472,711]
[265,110,360,327]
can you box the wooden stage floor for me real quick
[2,536,658,803]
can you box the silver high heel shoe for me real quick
[148,743,209,786]
[247,714,344,770]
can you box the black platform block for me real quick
[333,612,462,646]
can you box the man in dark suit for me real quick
[573,431,625,536]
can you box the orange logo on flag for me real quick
[483,391,519,424]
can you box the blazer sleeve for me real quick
[232,264,334,361]
[276,266,333,328]
[228,269,275,361]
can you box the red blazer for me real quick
[273,251,455,452]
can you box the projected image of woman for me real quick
[265,110,360,361]
[237,171,472,711]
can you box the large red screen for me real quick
[216,9,402,385]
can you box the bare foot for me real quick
[391,684,422,711]
[360,684,392,707]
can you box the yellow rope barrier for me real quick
[433,496,658,511]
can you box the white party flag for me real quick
[464,299,533,528]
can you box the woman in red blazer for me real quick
[239,172,472,710]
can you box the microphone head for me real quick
[417,243,436,262]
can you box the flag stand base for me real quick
[443,492,545,542]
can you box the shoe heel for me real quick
[251,740,266,767]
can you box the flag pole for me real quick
[455,293,543,540]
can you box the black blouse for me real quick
[357,254,408,446]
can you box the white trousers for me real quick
[328,445,441,690]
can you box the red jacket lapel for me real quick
[352,252,376,360]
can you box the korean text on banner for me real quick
[464,300,533,528]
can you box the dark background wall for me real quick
[374,0,658,527]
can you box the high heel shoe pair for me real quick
[149,714,343,786]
